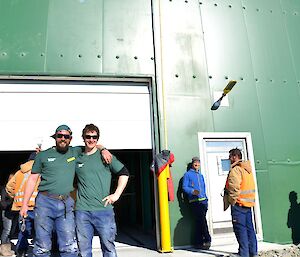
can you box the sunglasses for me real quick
[56,134,71,139]
[84,135,98,140]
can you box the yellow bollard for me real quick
[157,164,173,252]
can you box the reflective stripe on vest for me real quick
[239,190,256,204]
[239,198,255,203]
[189,197,206,203]
[237,171,255,207]
[226,167,256,208]
[15,191,38,197]
[14,197,36,203]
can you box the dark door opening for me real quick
[0,152,34,186]
[111,149,156,249]
[0,150,156,249]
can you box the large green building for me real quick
[0,0,299,250]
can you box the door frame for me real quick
[0,75,161,249]
[198,132,263,240]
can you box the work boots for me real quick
[0,243,15,256]
[16,249,27,257]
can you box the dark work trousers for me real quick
[16,210,35,252]
[231,205,257,257]
[190,202,211,246]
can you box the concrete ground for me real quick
[11,233,291,257]
[92,240,291,257]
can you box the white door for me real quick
[0,81,152,151]
[198,132,263,240]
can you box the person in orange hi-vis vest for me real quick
[6,152,40,257]
[223,148,258,257]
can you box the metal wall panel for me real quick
[0,0,49,73]
[243,0,300,159]
[102,0,154,74]
[45,0,103,74]
[200,0,300,243]
[0,0,155,76]
[159,0,210,95]
[242,0,300,242]
[200,0,267,171]
[281,0,300,81]
[154,0,214,244]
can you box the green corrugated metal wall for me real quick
[1,0,300,246]
[199,0,300,243]
[0,0,154,75]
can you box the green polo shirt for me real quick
[32,146,82,195]
[75,150,124,211]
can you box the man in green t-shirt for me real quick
[20,124,112,257]
[75,124,129,257]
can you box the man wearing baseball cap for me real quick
[182,156,211,250]
[20,124,111,257]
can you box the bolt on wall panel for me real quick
[45,0,103,74]
[0,0,49,73]
[102,0,154,75]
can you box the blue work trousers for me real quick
[16,210,35,251]
[231,205,257,257]
[190,202,211,246]
[75,209,117,257]
[33,193,78,257]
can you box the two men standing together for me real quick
[183,148,258,257]
[20,124,129,257]
[17,123,257,257]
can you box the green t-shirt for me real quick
[75,150,124,211]
[32,146,82,195]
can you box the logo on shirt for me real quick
[67,157,76,163]
[78,163,84,168]
[47,158,56,162]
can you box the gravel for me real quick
[258,245,300,257]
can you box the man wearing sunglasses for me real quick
[19,124,112,257]
[75,124,129,257]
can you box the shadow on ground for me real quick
[116,225,156,250]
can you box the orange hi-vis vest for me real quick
[226,169,256,208]
[8,160,40,211]
[14,172,39,208]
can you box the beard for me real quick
[56,141,69,154]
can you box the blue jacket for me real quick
[182,168,208,204]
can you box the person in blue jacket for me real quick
[182,156,211,250]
